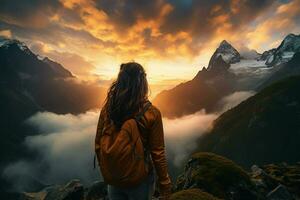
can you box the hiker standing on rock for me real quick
[95,62,172,200]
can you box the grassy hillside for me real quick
[198,75,300,167]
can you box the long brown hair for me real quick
[104,62,149,128]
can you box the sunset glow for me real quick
[1,0,300,95]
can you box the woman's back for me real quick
[95,62,171,200]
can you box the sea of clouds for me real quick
[2,91,254,192]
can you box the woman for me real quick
[95,62,172,200]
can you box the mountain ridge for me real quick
[154,33,300,118]
[0,39,74,80]
[0,39,105,184]
[197,74,300,167]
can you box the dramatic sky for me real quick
[0,0,299,94]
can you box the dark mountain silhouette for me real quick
[153,41,238,118]
[0,39,105,114]
[42,57,74,78]
[0,39,105,179]
[208,55,231,72]
[152,66,236,118]
[0,39,73,81]
[197,75,300,167]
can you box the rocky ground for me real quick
[19,153,300,200]
[173,153,300,200]
[20,180,108,200]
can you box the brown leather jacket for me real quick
[95,103,172,197]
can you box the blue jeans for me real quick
[108,171,155,200]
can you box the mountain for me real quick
[208,40,241,70]
[207,54,231,72]
[0,39,105,182]
[0,39,73,80]
[230,33,300,91]
[257,52,300,90]
[42,57,74,78]
[153,34,300,118]
[153,65,236,118]
[153,42,238,118]
[263,33,300,66]
[258,48,276,61]
[197,75,300,167]
[0,38,104,114]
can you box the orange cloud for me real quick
[1,0,299,88]
[0,29,12,38]
[246,0,300,51]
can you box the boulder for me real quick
[175,152,260,200]
[21,179,84,200]
[85,181,107,200]
[250,165,279,195]
[267,184,294,200]
[261,163,300,197]
[45,179,84,200]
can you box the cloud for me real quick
[0,29,12,38]
[2,111,101,192]
[2,109,217,191]
[0,0,61,28]
[1,0,297,63]
[0,0,299,85]
[217,91,256,113]
[0,90,263,192]
[164,90,256,168]
[47,51,95,76]
[164,110,218,167]
[245,0,300,51]
[30,41,96,78]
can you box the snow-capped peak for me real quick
[0,38,12,47]
[284,33,298,41]
[278,33,300,52]
[208,40,241,70]
[0,38,32,55]
[265,33,300,66]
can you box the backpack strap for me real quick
[134,100,152,122]
[93,154,96,169]
[134,100,152,141]
[134,101,152,165]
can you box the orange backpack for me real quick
[95,102,152,187]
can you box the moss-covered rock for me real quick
[170,189,221,200]
[175,152,259,199]
[261,163,300,197]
